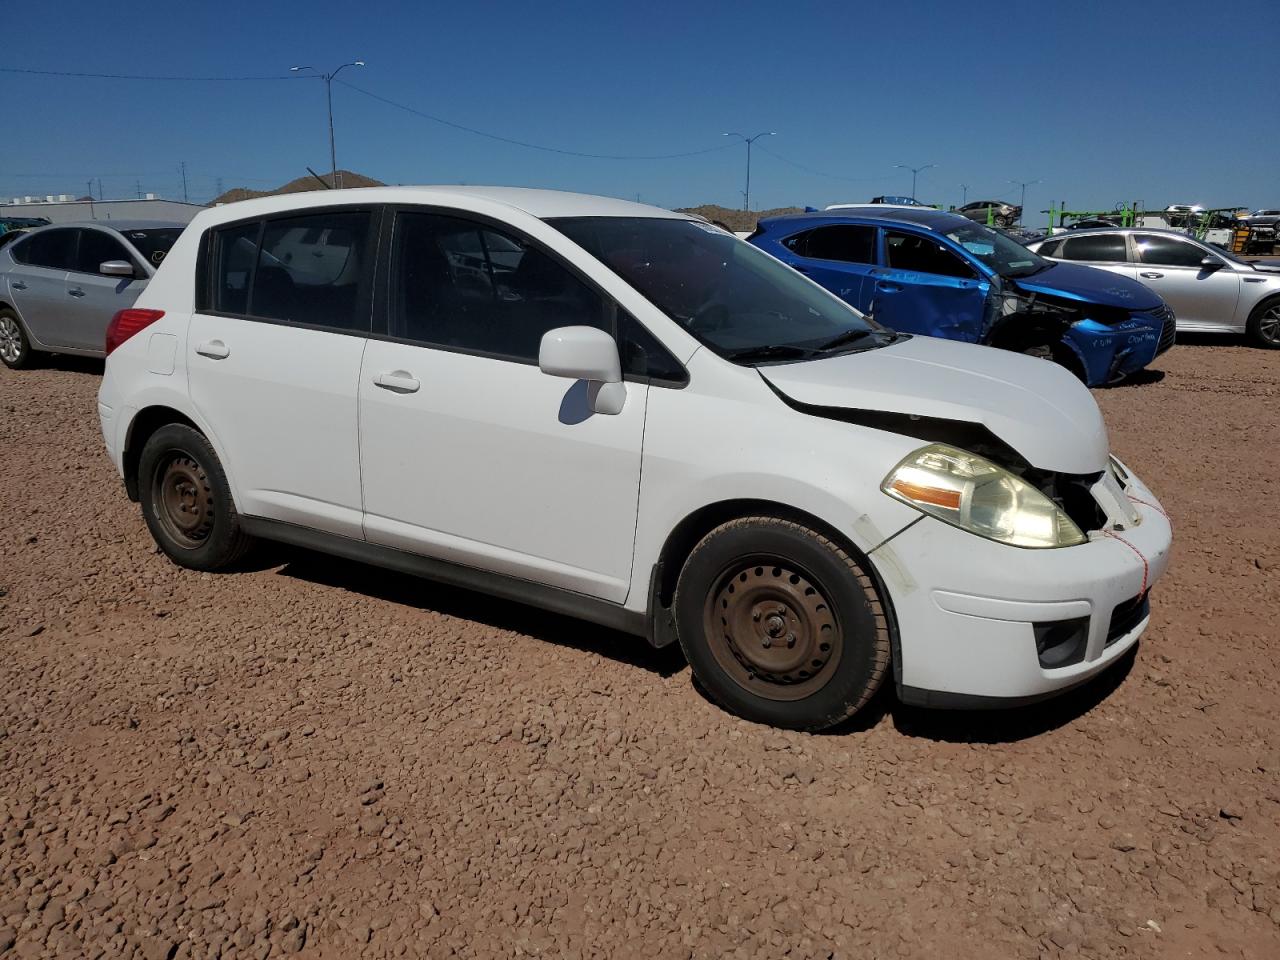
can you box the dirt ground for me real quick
[2,337,1278,960]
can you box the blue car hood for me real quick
[1012,261,1163,311]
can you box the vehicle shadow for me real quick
[33,354,104,375]
[1102,368,1165,389]
[1171,332,1254,349]
[272,546,688,678]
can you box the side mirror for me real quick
[538,326,626,415]
[100,260,135,278]
[1200,255,1224,270]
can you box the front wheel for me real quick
[1246,298,1280,349]
[673,517,890,730]
[137,424,255,571]
[0,309,36,369]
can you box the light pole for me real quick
[894,162,935,201]
[291,60,366,188]
[723,131,774,212]
[960,183,969,206]
[1008,178,1042,225]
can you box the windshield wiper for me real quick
[725,344,815,364]
[816,328,876,352]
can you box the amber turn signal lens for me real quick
[889,478,961,510]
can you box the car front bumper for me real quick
[869,471,1172,706]
[1060,308,1172,386]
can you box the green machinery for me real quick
[1043,202,1249,241]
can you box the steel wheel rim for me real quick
[0,317,21,363]
[152,454,215,549]
[1260,304,1280,344]
[703,557,843,701]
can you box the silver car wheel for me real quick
[1260,303,1280,344]
[0,315,22,364]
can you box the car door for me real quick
[3,228,76,347]
[1132,234,1240,329]
[58,227,150,352]
[1052,232,1138,283]
[358,209,646,603]
[186,207,377,539]
[780,224,878,312]
[871,229,988,341]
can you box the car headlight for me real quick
[882,443,1086,548]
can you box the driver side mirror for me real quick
[1200,255,1224,270]
[99,260,135,278]
[538,326,626,415]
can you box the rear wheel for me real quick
[1246,298,1280,349]
[138,424,255,571]
[673,517,890,730]
[0,309,36,369]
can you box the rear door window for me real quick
[884,231,976,279]
[74,229,133,275]
[1134,235,1206,268]
[785,225,876,264]
[12,229,77,270]
[1059,234,1128,262]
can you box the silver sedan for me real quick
[1027,228,1280,348]
[0,220,184,368]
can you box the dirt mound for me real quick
[676,203,806,233]
[212,171,385,206]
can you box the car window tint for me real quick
[1037,238,1063,257]
[13,229,77,270]
[1135,235,1205,268]
[392,212,610,362]
[884,231,975,279]
[619,312,686,384]
[121,228,182,268]
[75,229,132,274]
[1060,234,1127,262]
[211,222,261,315]
[252,211,373,329]
[788,225,876,264]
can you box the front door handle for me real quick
[68,287,86,298]
[195,339,230,360]
[1139,271,1164,279]
[876,281,903,293]
[10,280,27,290]
[375,371,420,394]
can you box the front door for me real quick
[61,228,150,351]
[872,229,988,341]
[358,210,646,603]
[1132,233,1240,330]
[187,208,377,539]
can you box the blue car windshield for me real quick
[550,217,890,362]
[939,221,1048,278]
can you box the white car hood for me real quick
[759,335,1109,475]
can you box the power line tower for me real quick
[136,180,143,199]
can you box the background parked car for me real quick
[956,200,1021,228]
[1028,228,1280,348]
[0,220,184,368]
[749,207,1175,385]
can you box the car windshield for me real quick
[550,216,889,362]
[121,228,182,268]
[940,221,1048,278]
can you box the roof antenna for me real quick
[306,167,334,190]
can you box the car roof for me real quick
[761,206,969,232]
[196,186,688,227]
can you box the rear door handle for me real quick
[1139,271,1164,279]
[10,281,27,290]
[68,287,86,298]
[375,371,420,394]
[195,339,230,360]
[876,281,902,293]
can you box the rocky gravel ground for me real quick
[2,339,1278,959]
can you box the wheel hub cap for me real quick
[0,317,20,363]
[154,456,214,548]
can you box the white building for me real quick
[0,195,205,225]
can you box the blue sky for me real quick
[2,0,1276,222]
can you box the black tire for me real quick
[0,307,37,370]
[1246,297,1280,349]
[673,517,890,730]
[137,423,255,571]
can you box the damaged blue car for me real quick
[748,207,1175,385]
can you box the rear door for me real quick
[1053,232,1137,283]
[3,228,76,347]
[872,229,988,341]
[60,228,149,352]
[780,224,877,312]
[187,207,378,538]
[1132,234,1240,329]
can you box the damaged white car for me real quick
[97,187,1172,730]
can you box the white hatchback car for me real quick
[97,187,1172,730]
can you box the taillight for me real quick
[105,309,165,356]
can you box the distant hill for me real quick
[212,170,385,206]
[675,203,806,233]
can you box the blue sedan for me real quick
[748,207,1175,385]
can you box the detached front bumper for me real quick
[870,472,1172,706]
[1061,305,1173,386]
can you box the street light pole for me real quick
[291,60,366,188]
[960,183,969,206]
[894,162,935,201]
[1007,178,1042,225]
[723,131,775,212]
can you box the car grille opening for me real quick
[1106,592,1150,646]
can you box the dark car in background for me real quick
[748,207,1175,386]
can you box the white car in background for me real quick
[1028,228,1280,347]
[96,186,1171,730]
